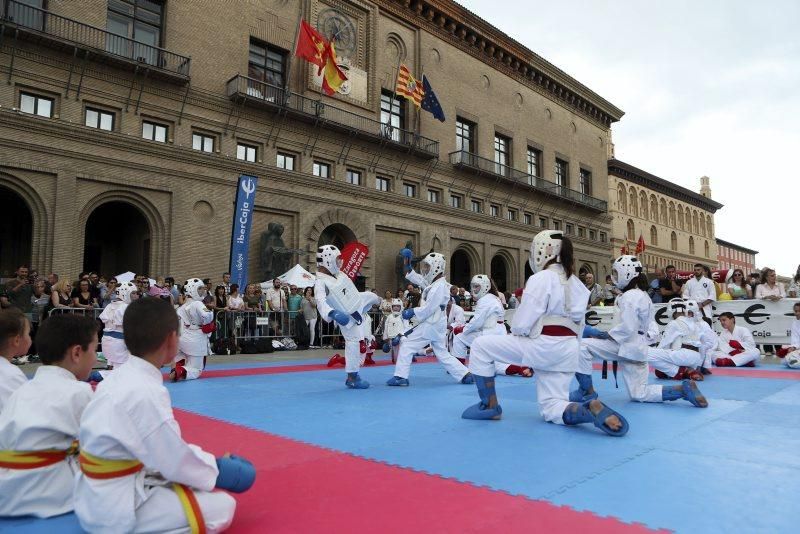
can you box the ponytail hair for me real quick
[624,272,648,292]
[559,237,575,279]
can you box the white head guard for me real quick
[786,351,800,369]
[667,297,687,318]
[184,278,206,300]
[530,230,563,273]
[612,255,644,290]
[420,252,446,285]
[470,274,491,301]
[684,299,700,319]
[316,244,341,276]
[114,281,137,304]
[390,298,403,315]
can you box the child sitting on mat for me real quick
[74,298,255,533]
[0,314,97,517]
[0,308,31,412]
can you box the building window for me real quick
[539,216,547,228]
[579,168,592,195]
[555,158,569,188]
[650,226,658,246]
[313,161,331,178]
[346,169,361,186]
[85,107,115,131]
[19,92,53,117]
[670,231,678,251]
[455,117,475,153]
[142,120,167,142]
[704,241,710,258]
[106,0,164,64]
[403,183,417,198]
[626,219,635,241]
[7,0,45,31]
[552,220,561,231]
[507,209,517,222]
[526,147,541,182]
[565,223,574,235]
[494,134,510,175]
[490,205,499,217]
[689,236,695,255]
[192,132,214,153]
[375,176,390,191]
[381,90,404,141]
[235,143,257,162]
[427,189,440,203]
[450,194,463,208]
[276,152,295,170]
[589,229,597,240]
[600,232,607,243]
[248,38,286,87]
[577,227,585,238]
[470,199,482,213]
[524,213,532,225]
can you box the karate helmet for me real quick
[316,244,341,276]
[786,351,800,369]
[420,252,446,284]
[470,274,491,301]
[114,281,137,304]
[684,299,700,319]
[667,297,687,318]
[611,255,644,290]
[530,230,563,273]
[184,278,206,300]
[390,298,403,315]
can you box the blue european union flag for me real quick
[421,75,445,122]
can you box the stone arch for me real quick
[670,231,677,251]
[0,172,49,275]
[626,219,635,241]
[317,223,357,250]
[450,243,480,289]
[706,215,713,237]
[639,191,648,219]
[78,190,166,277]
[650,225,658,247]
[628,187,638,217]
[677,205,685,230]
[704,240,710,258]
[659,198,667,225]
[649,195,658,221]
[689,236,695,255]
[306,208,368,249]
[617,183,627,213]
[490,249,517,293]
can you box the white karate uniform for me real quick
[708,325,760,366]
[315,273,380,373]
[695,318,719,367]
[0,366,91,517]
[74,356,235,533]
[647,316,704,377]
[682,276,715,318]
[176,297,213,380]
[579,288,666,403]
[383,312,407,362]
[450,294,511,374]
[0,357,27,414]
[445,302,466,352]
[393,271,470,381]
[785,319,800,368]
[470,265,588,423]
[99,301,131,368]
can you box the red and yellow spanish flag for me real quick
[396,64,424,107]
[320,40,348,96]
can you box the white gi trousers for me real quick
[579,339,664,403]
[708,347,760,366]
[102,336,131,368]
[177,329,209,381]
[129,482,235,534]
[469,334,577,424]
[395,327,469,381]
[452,325,514,374]
[341,320,368,373]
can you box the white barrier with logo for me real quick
[506,299,799,345]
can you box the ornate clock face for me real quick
[318,8,357,60]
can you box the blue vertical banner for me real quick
[229,174,258,290]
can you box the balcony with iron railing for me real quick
[1,0,190,82]
[448,150,607,212]
[226,74,439,159]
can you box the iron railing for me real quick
[2,0,190,79]
[226,75,439,158]
[449,150,608,212]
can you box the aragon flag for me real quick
[294,20,327,73]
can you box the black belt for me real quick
[681,344,699,352]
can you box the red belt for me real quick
[541,325,576,337]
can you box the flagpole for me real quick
[388,58,402,126]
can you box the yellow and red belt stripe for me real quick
[79,451,206,533]
[0,440,79,469]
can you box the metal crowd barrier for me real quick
[47,307,103,320]
[213,310,297,343]
[318,310,386,347]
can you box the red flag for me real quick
[340,242,369,281]
[620,245,629,255]
[295,20,327,73]
[635,234,646,255]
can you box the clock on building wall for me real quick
[317,8,357,60]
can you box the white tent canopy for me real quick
[115,271,156,287]
[261,264,316,289]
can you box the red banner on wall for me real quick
[340,242,369,281]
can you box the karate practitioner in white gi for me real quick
[709,311,760,367]
[172,278,214,382]
[387,252,472,386]
[650,299,706,381]
[462,231,628,436]
[572,256,708,409]
[784,302,800,368]
[98,281,137,369]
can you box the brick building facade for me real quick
[716,238,757,274]
[0,0,623,292]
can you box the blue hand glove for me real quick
[583,325,609,339]
[404,264,412,274]
[328,310,351,326]
[402,309,415,320]
[382,342,391,353]
[215,455,256,493]
[391,335,401,346]
[400,248,413,259]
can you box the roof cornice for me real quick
[374,0,624,128]
[608,159,724,213]
[715,238,758,255]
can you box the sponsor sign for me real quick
[228,174,258,290]
[340,242,369,281]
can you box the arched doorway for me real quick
[84,202,151,276]
[490,254,509,293]
[450,249,472,288]
[0,185,33,277]
[318,223,356,250]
